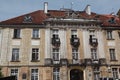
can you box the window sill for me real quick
[31,38,40,40]
[31,60,40,62]
[10,60,20,62]
[12,38,21,39]
[107,38,114,40]
[110,60,118,62]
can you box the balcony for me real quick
[44,58,53,66]
[52,35,61,47]
[60,59,68,66]
[89,38,98,47]
[70,37,80,48]
[99,58,106,65]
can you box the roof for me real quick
[0,10,120,27]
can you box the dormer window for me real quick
[108,17,116,24]
[23,15,32,23]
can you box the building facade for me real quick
[0,2,120,80]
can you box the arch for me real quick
[70,69,83,80]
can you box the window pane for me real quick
[31,69,38,80]
[107,31,113,39]
[11,69,18,79]
[53,68,60,80]
[12,48,19,61]
[53,48,59,61]
[91,48,97,60]
[109,49,116,60]
[72,48,78,60]
[14,29,20,38]
[33,29,39,38]
[32,48,39,61]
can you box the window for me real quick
[52,29,59,38]
[93,67,100,80]
[31,69,39,80]
[112,68,118,79]
[13,29,20,38]
[72,48,78,60]
[107,31,113,39]
[118,32,120,38]
[52,48,59,61]
[11,69,18,79]
[71,30,77,38]
[109,49,116,60]
[32,29,39,38]
[53,68,60,80]
[23,15,32,23]
[11,48,19,61]
[91,48,98,60]
[32,48,39,61]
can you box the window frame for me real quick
[52,48,59,61]
[91,48,98,60]
[32,29,39,39]
[31,48,39,61]
[109,49,116,61]
[31,69,39,80]
[13,29,21,39]
[107,31,114,40]
[112,68,118,79]
[11,48,19,62]
[72,48,79,60]
[10,68,19,80]
[53,68,60,80]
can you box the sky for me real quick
[0,0,120,21]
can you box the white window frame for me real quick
[107,31,113,39]
[11,48,19,61]
[10,68,19,80]
[52,48,60,61]
[91,48,98,60]
[109,49,116,60]
[31,48,39,61]
[53,68,60,80]
[32,29,40,38]
[112,68,118,79]
[31,69,39,80]
[72,48,79,60]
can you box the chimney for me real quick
[44,2,48,14]
[84,5,91,15]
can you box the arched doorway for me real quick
[70,69,83,80]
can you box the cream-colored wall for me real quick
[0,28,45,66]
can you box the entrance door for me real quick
[70,69,83,80]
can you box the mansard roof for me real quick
[0,10,120,27]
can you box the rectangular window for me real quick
[32,29,39,38]
[11,48,19,61]
[32,48,39,61]
[107,31,113,39]
[72,48,78,60]
[11,69,18,79]
[52,29,59,38]
[52,48,59,61]
[91,48,98,60]
[53,68,60,80]
[93,67,100,80]
[31,69,39,80]
[13,29,20,38]
[71,30,77,38]
[109,49,116,60]
[112,68,118,79]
